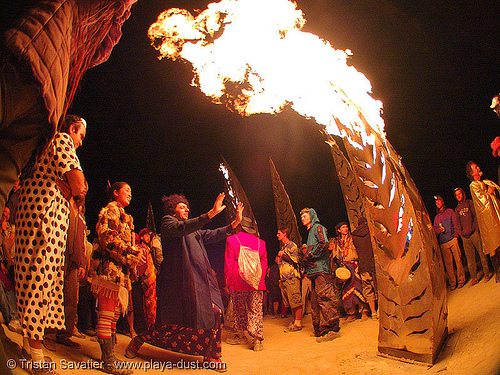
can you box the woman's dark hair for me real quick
[60,114,85,134]
[162,194,189,215]
[105,181,128,203]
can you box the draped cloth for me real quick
[470,180,500,255]
[339,260,366,312]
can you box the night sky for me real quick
[71,0,500,264]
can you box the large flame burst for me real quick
[148,0,385,146]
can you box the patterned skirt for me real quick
[139,307,222,360]
[340,261,366,312]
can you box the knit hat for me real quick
[139,228,153,237]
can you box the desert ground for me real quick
[2,276,500,375]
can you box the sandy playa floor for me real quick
[3,276,500,375]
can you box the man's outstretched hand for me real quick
[208,193,227,219]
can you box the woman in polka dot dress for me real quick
[15,115,87,374]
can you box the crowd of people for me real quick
[428,95,500,291]
[0,2,499,374]
[0,135,245,374]
[5,122,500,374]
[0,107,384,374]
[262,211,378,341]
[432,158,500,290]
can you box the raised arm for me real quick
[162,214,211,239]
[200,202,244,245]
[208,192,227,219]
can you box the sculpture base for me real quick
[377,327,448,365]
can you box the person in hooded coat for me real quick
[125,193,242,371]
[299,208,341,343]
[454,187,492,284]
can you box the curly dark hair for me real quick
[162,194,190,216]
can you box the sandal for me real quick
[283,323,303,332]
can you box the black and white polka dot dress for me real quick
[15,132,81,340]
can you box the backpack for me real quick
[236,236,262,290]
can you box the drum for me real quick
[335,266,351,281]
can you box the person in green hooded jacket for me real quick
[300,208,342,343]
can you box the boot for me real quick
[98,337,133,375]
[125,336,144,359]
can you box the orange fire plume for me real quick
[148,0,384,143]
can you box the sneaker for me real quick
[283,323,303,333]
[469,278,479,286]
[316,331,340,343]
[31,362,59,375]
[7,318,23,334]
[485,273,493,282]
[371,311,379,320]
[253,339,263,351]
[225,335,248,345]
[56,337,81,349]
[21,348,52,362]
